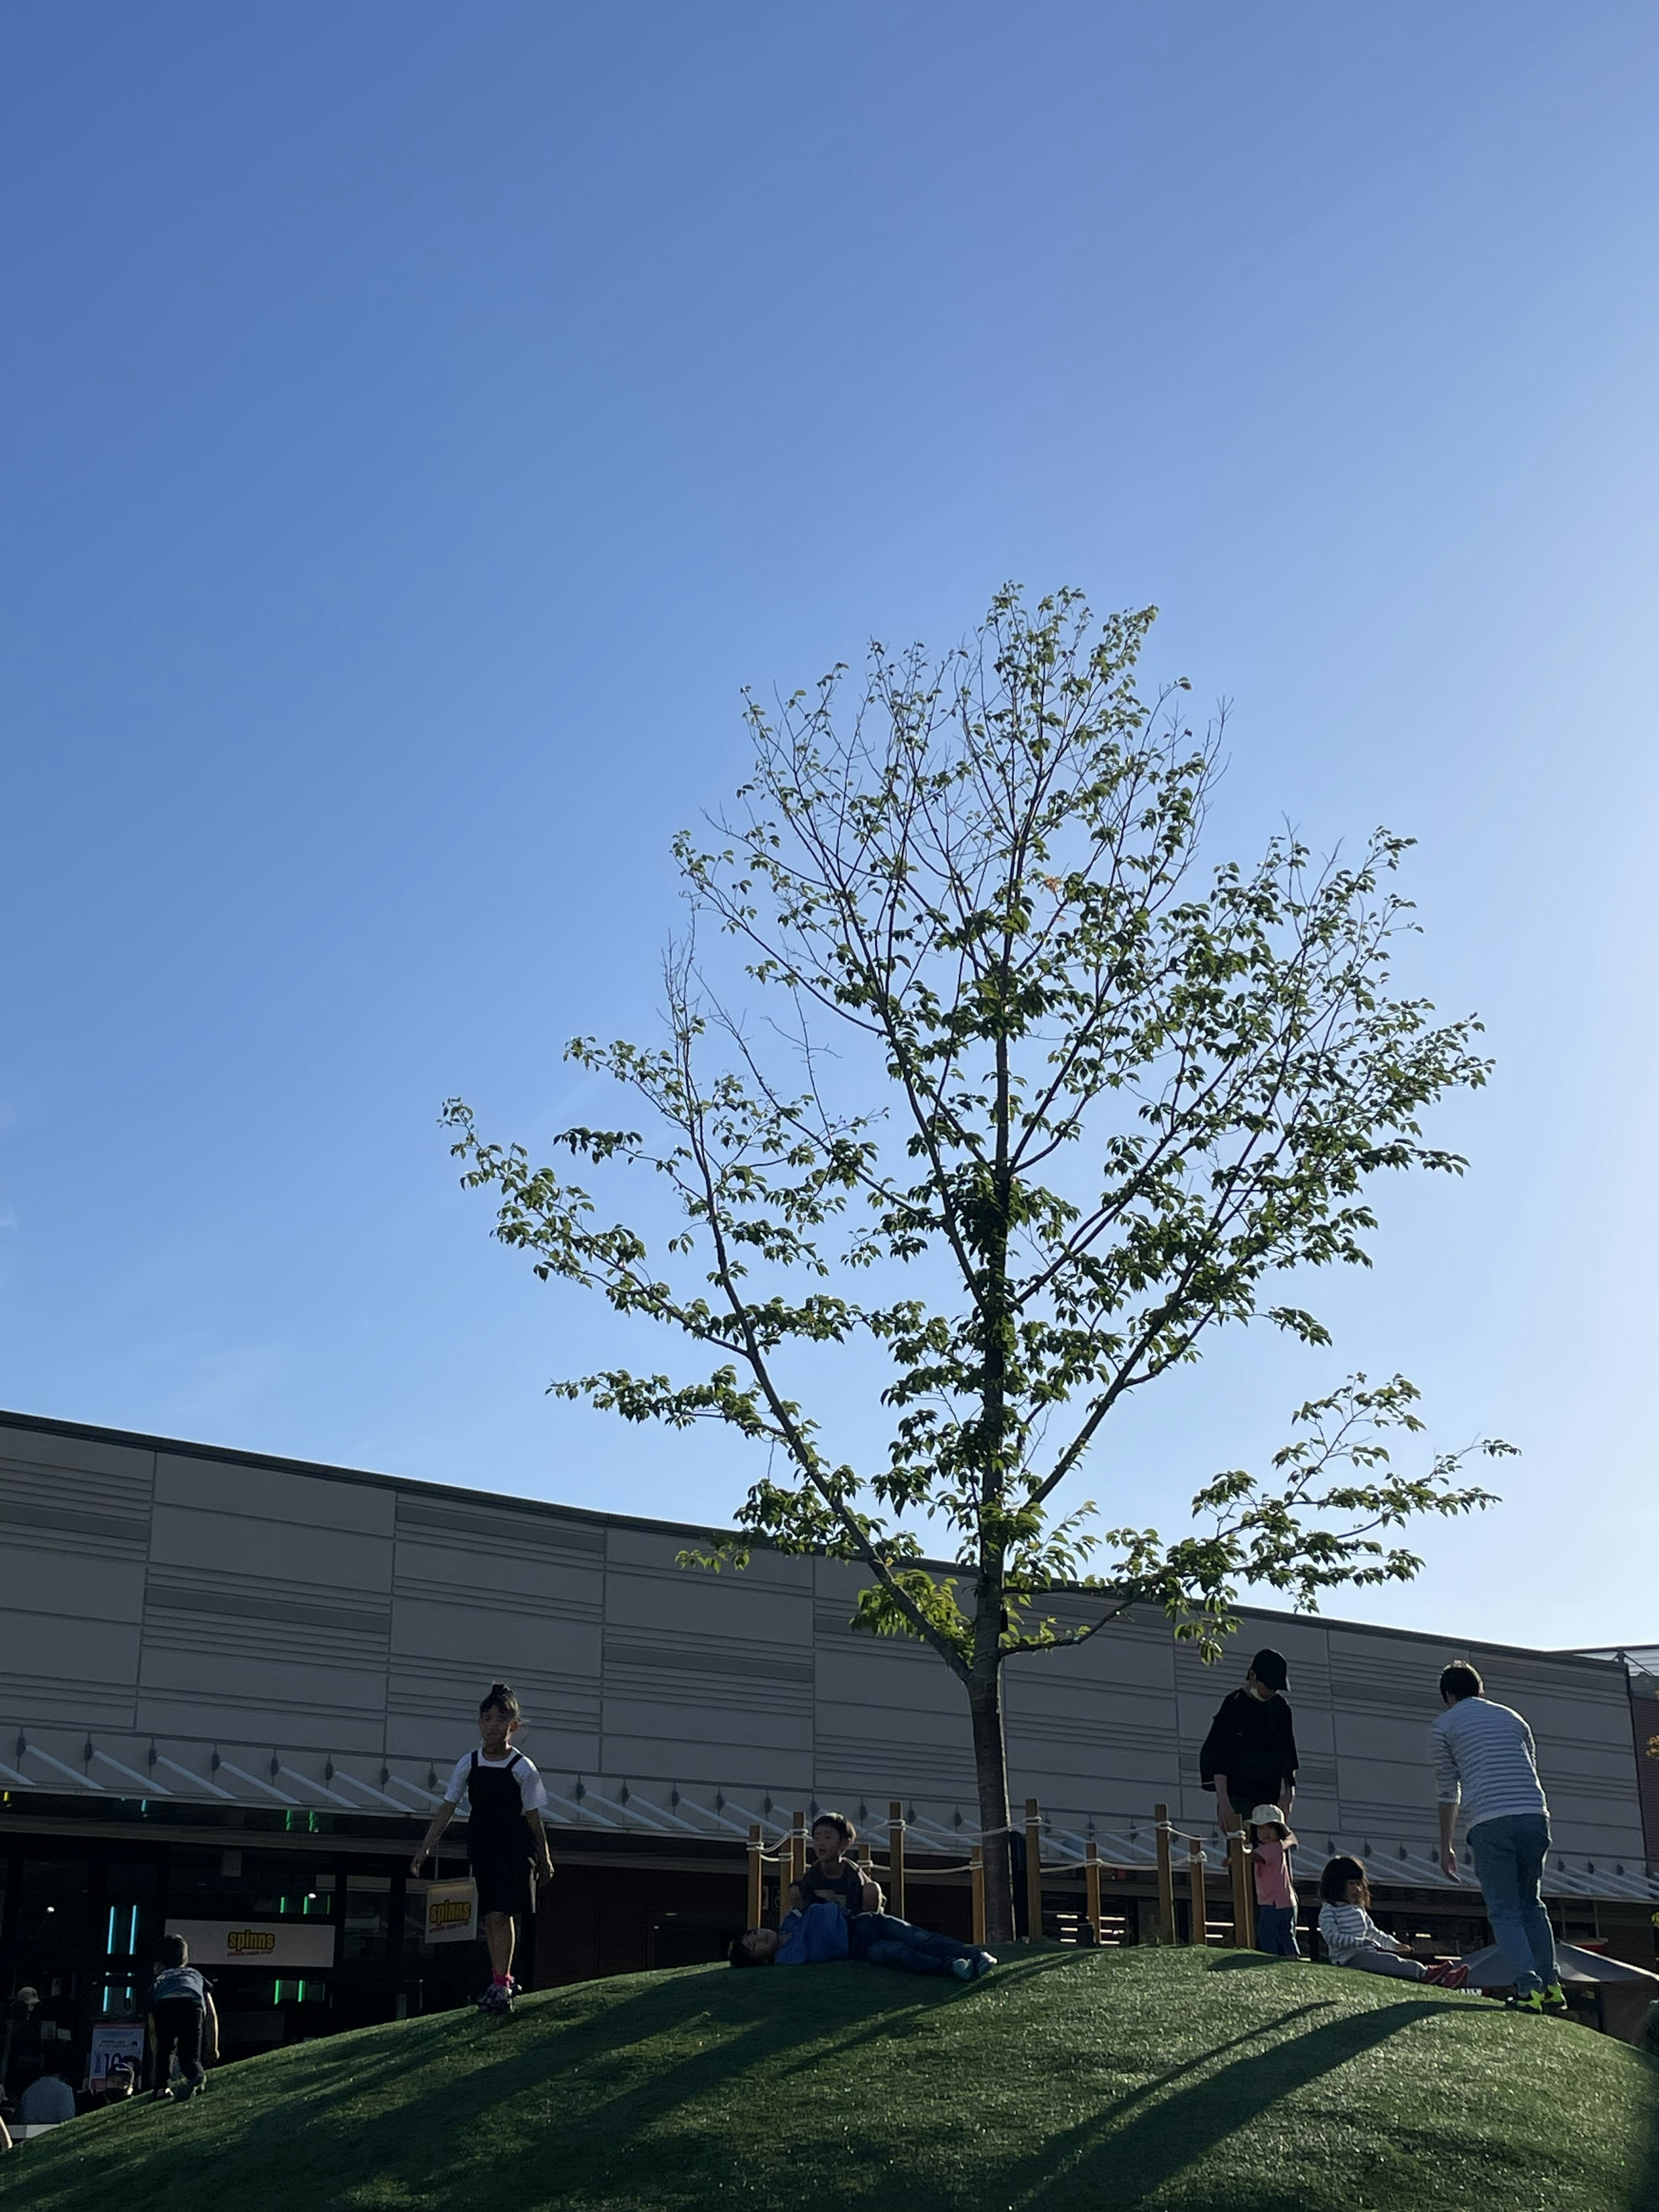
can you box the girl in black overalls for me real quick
[412,1682,555,2013]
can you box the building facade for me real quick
[2,1409,1654,2081]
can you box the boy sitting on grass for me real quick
[731,1901,996,1980]
[789,1812,883,1918]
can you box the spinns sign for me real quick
[419,1881,479,1945]
[165,1918,337,1969]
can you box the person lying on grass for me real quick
[731,1901,997,1980]
[788,1812,883,1919]
[1317,1858,1467,1986]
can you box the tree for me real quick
[444,586,1511,1939]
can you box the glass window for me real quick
[168,1848,335,1918]
[342,1882,391,1962]
[19,1858,90,1945]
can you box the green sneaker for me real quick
[1506,1991,1545,2015]
[1541,1983,1568,2012]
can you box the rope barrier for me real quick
[744,1799,1262,1949]
[750,1848,985,1877]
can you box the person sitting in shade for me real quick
[100,2060,136,2104]
[16,2062,76,2126]
[731,1900,996,1980]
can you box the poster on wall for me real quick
[89,2023,147,2084]
[420,1880,479,1945]
[163,1919,337,1970]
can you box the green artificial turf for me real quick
[7,1946,1657,2212]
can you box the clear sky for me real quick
[3,3,1655,1652]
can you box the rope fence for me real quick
[746,1796,1261,1949]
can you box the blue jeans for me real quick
[1468,1813,1556,1997]
[847,1912,988,1976]
[1255,1904,1300,1957]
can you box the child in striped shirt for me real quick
[1317,1858,1467,1985]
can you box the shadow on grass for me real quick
[11,1957,1038,2212]
[996,1996,1448,2211]
[1639,2055,1659,2212]
[1202,1952,1307,1974]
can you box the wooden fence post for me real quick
[1154,1803,1176,1945]
[790,1811,807,1894]
[1227,1827,1255,1949]
[1186,1837,1208,1946]
[970,1845,986,1946]
[1024,1799,1044,1941]
[747,1824,764,1929]
[888,1802,906,1919]
[1084,1840,1103,1942]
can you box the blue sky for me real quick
[3,2,1655,1650]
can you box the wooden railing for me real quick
[745,1795,1260,1950]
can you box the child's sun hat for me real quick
[1249,1803,1297,1841]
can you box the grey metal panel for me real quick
[134,1658,389,1751]
[815,1640,961,1708]
[0,1430,156,1483]
[1333,1710,1438,1767]
[155,1454,396,1536]
[0,1606,140,1708]
[814,1722,975,1800]
[604,1563,812,1646]
[0,1411,1648,1881]
[149,1503,394,1593]
[146,1570,391,1639]
[393,1538,603,1618]
[0,1547,145,1627]
[389,1598,598,1684]
[0,1443,153,1568]
[597,1726,814,1796]
[394,1494,604,1562]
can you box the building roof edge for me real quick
[0,1405,1630,1678]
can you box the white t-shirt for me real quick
[442,1748,549,1814]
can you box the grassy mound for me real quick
[9,1946,1657,2212]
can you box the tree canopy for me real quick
[445,586,1510,1934]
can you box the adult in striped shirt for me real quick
[1432,1661,1564,2012]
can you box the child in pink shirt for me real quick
[1249,1803,1300,1957]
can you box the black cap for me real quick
[1250,1648,1289,1693]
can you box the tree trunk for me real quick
[969,1668,1014,1942]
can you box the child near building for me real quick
[146,1933,219,2101]
[1317,1857,1467,1985]
[411,1681,556,2015]
[731,1901,996,1979]
[788,1812,883,1918]
[1249,1803,1300,1957]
